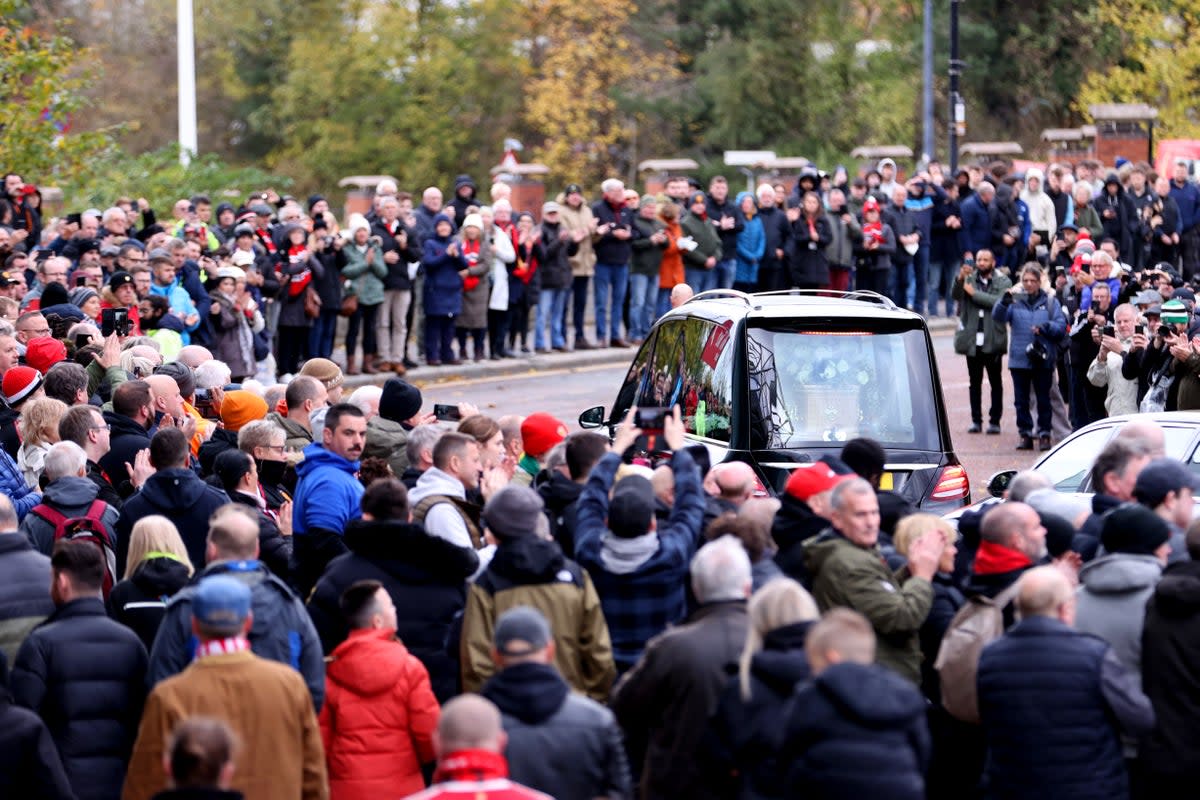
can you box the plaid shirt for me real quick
[0,445,40,522]
[575,450,704,671]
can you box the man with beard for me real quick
[291,403,367,595]
[137,295,186,358]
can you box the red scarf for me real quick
[973,540,1034,576]
[256,229,277,255]
[461,239,482,291]
[285,243,312,297]
[433,749,509,784]
[195,636,250,660]
[515,240,538,284]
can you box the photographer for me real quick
[1123,298,1192,411]
[1087,302,1139,416]
[1067,258,1116,429]
[993,264,1065,451]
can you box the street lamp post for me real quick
[948,0,964,173]
[178,0,198,166]
[922,0,934,165]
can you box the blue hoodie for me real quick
[734,191,766,285]
[293,443,364,536]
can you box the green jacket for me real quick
[363,415,409,476]
[804,529,933,684]
[952,268,1012,356]
[266,411,313,455]
[679,211,723,269]
[1074,205,1102,238]
[340,243,388,307]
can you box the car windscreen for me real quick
[747,324,941,451]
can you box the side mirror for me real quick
[578,405,606,429]
[986,469,1018,498]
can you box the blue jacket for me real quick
[1170,179,1200,231]
[734,192,766,285]
[780,661,929,800]
[960,193,991,255]
[574,449,704,671]
[293,443,364,537]
[1080,276,1122,311]
[0,447,39,521]
[978,616,1154,800]
[148,559,325,709]
[148,280,199,343]
[993,289,1066,369]
[420,218,467,318]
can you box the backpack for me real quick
[933,580,1021,723]
[29,499,118,598]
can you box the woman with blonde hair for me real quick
[893,512,964,702]
[703,578,820,799]
[107,515,194,651]
[17,396,67,488]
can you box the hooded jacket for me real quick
[422,215,468,317]
[113,468,231,573]
[539,219,578,289]
[11,597,149,800]
[770,494,830,586]
[482,662,631,800]
[788,212,833,286]
[734,192,766,285]
[1075,553,1163,687]
[959,190,992,255]
[804,530,933,684]
[702,621,813,800]
[953,266,1012,356]
[993,287,1066,370]
[20,475,120,557]
[107,555,192,652]
[461,535,615,701]
[409,466,477,551]
[449,174,478,223]
[320,628,439,800]
[266,411,313,455]
[293,442,363,538]
[1097,175,1137,263]
[1021,168,1058,236]
[0,533,53,664]
[147,559,325,710]
[780,661,930,800]
[537,471,583,555]
[307,519,478,702]
[1142,559,1200,784]
[99,410,152,498]
[679,210,723,269]
[363,415,410,478]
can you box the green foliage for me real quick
[0,1,116,183]
[58,145,290,214]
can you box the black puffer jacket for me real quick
[107,556,192,652]
[0,682,74,799]
[771,495,828,587]
[703,621,813,800]
[0,534,54,664]
[226,490,292,583]
[780,661,930,800]
[306,519,478,702]
[98,411,151,498]
[10,598,149,800]
[537,471,583,555]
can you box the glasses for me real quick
[19,327,50,336]
[90,424,111,432]
[261,444,286,453]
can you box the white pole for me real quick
[177,0,198,166]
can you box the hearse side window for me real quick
[629,317,734,442]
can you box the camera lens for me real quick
[1160,324,1173,338]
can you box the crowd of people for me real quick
[1,159,1200,800]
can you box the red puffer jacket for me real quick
[319,627,440,800]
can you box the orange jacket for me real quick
[320,628,440,800]
[659,219,685,289]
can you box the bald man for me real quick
[703,461,757,530]
[670,283,694,309]
[1114,419,1166,459]
[145,374,185,421]
[177,345,214,370]
[408,695,550,800]
[977,565,1154,800]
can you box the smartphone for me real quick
[1135,324,1145,336]
[101,307,116,337]
[433,403,462,422]
[74,333,91,349]
[34,249,52,262]
[1103,325,1115,338]
[74,274,88,287]
[66,212,82,227]
[635,406,671,434]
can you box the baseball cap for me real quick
[1134,458,1200,507]
[542,201,561,215]
[482,486,546,540]
[785,463,851,502]
[494,606,551,657]
[192,575,251,633]
[608,475,656,538]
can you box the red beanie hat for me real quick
[24,337,67,375]
[521,412,568,458]
[2,365,44,406]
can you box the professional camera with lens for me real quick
[1025,339,1049,367]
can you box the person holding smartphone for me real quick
[953,249,1011,435]
[1087,302,1139,416]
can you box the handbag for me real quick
[339,291,359,317]
[304,285,322,319]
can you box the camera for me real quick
[1159,324,1173,339]
[194,388,219,420]
[1025,340,1048,366]
[1136,324,1145,336]
[1103,325,1115,338]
